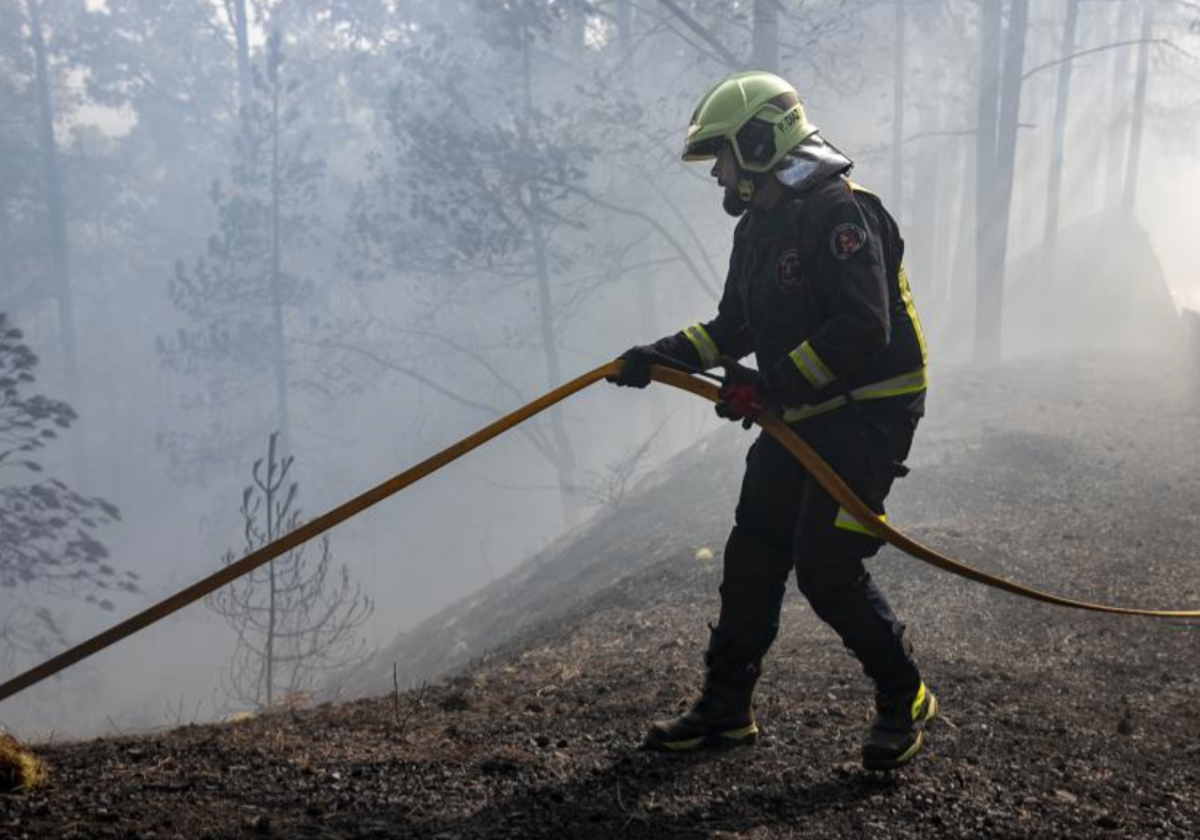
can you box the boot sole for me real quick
[862,691,938,771]
[643,722,759,753]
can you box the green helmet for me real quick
[682,71,818,174]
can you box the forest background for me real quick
[2,0,1199,735]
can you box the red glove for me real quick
[715,359,772,429]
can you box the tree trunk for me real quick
[973,0,1003,362]
[1041,0,1080,266]
[233,0,252,116]
[1105,0,1136,209]
[26,0,80,417]
[616,3,656,340]
[615,1,672,450]
[522,29,577,529]
[267,39,292,456]
[891,0,907,221]
[1122,1,1153,214]
[909,99,941,303]
[265,554,277,706]
[616,0,633,57]
[530,215,577,528]
[980,0,1029,362]
[948,137,975,312]
[1186,308,1200,402]
[752,0,779,71]
[265,477,277,709]
[946,59,980,317]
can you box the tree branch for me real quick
[551,180,720,302]
[1022,38,1174,83]
[301,338,559,465]
[654,0,743,68]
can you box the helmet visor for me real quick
[682,135,724,161]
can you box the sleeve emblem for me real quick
[830,222,868,260]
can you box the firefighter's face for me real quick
[710,144,740,189]
[712,143,750,217]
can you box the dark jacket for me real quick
[654,174,927,422]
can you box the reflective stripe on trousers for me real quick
[835,506,888,536]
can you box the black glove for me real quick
[607,345,656,388]
[715,358,774,429]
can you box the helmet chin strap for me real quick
[737,177,755,203]
[724,171,764,217]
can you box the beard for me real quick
[722,186,750,217]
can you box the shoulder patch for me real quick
[830,222,868,260]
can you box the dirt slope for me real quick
[4,352,1200,840]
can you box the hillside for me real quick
[4,351,1200,840]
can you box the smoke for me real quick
[3,0,1199,740]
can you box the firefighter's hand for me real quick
[715,358,772,429]
[607,345,655,388]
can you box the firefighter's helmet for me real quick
[682,71,818,174]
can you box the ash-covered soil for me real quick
[4,352,1200,840]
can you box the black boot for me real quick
[857,626,936,770]
[642,628,761,752]
[862,680,938,770]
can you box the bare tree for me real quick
[519,20,580,527]
[227,0,252,115]
[891,0,908,221]
[339,6,603,529]
[1123,0,1156,210]
[1042,0,1081,264]
[573,418,670,510]
[974,0,1029,362]
[21,0,79,414]
[207,432,373,711]
[1106,0,1138,208]
[0,607,62,673]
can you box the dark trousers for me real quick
[716,407,921,695]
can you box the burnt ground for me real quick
[4,352,1200,840]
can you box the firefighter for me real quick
[608,71,935,770]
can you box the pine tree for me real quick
[159,31,324,480]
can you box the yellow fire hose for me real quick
[1,362,1197,706]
